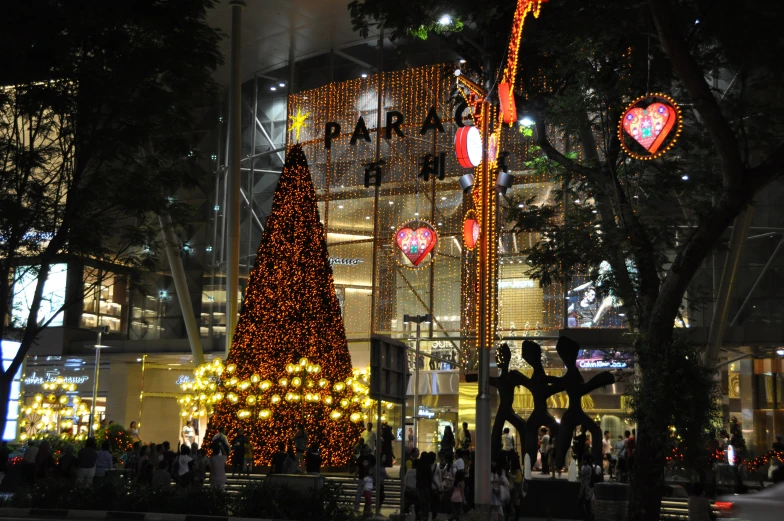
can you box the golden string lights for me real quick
[19,377,89,440]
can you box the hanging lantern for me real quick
[454,126,483,168]
[618,93,682,160]
[394,220,438,268]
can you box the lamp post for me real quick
[88,326,110,437]
[403,313,431,452]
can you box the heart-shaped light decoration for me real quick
[622,101,676,154]
[395,223,438,267]
[463,212,480,250]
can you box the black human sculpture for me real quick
[553,335,616,469]
[520,340,564,469]
[466,343,527,458]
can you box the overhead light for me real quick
[695,19,700,24]
[365,216,371,220]
[388,200,394,205]
[438,14,452,25]
[279,82,285,87]
[459,59,466,64]
[270,86,277,91]
[437,222,443,226]
[517,203,524,208]
[136,358,142,362]
[681,174,690,180]
[361,73,368,78]
[441,196,447,201]
[338,205,344,209]
[414,212,420,216]
[454,69,462,77]
[574,199,581,204]
[592,209,598,214]
[519,117,534,127]
[777,348,784,356]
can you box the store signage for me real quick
[455,126,483,168]
[498,279,535,289]
[175,375,193,385]
[417,407,436,419]
[324,106,448,149]
[23,370,89,385]
[427,341,452,349]
[577,359,628,370]
[329,257,365,266]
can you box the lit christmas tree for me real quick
[207,144,361,467]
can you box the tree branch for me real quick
[533,120,597,178]
[648,0,745,190]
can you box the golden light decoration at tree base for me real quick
[19,377,89,440]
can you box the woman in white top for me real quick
[173,445,193,486]
[129,421,141,443]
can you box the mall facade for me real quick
[5,60,784,459]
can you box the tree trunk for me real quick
[0,372,13,441]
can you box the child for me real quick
[362,473,374,518]
[450,469,466,521]
[243,440,254,476]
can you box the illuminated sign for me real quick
[417,407,436,419]
[328,257,365,266]
[577,359,628,370]
[498,279,535,289]
[175,375,193,385]
[23,371,89,386]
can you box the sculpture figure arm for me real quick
[580,371,615,394]
[464,372,501,389]
[509,370,532,389]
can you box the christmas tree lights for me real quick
[207,144,361,466]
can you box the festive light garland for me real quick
[206,144,361,466]
[19,378,89,440]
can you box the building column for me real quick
[226,0,246,354]
[104,362,142,429]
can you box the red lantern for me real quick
[454,126,483,168]
[498,82,517,124]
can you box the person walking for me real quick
[361,422,377,453]
[404,464,419,516]
[136,446,153,484]
[243,438,254,476]
[35,441,56,481]
[271,442,287,474]
[602,431,614,478]
[181,420,195,447]
[441,425,456,461]
[539,427,551,474]
[172,444,193,486]
[381,422,395,467]
[58,445,76,480]
[306,444,322,474]
[293,424,308,471]
[772,434,784,451]
[573,427,587,469]
[22,441,38,485]
[129,421,141,443]
[490,459,509,521]
[354,444,376,512]
[457,422,472,452]
[450,469,466,521]
[76,438,98,485]
[351,438,365,474]
[193,448,208,486]
[501,428,516,462]
[415,452,434,521]
[578,455,602,521]
[209,428,230,490]
[283,446,299,474]
[94,441,113,483]
[231,428,248,476]
[687,483,713,521]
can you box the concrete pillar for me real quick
[104,362,142,429]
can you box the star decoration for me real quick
[288,107,309,142]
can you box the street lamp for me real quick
[403,313,431,453]
[88,326,111,437]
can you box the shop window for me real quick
[81,269,125,332]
